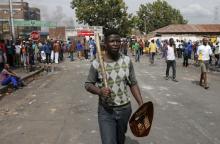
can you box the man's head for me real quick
[105,32,121,60]
[203,37,209,46]
[4,64,10,69]
[169,38,175,46]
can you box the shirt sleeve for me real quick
[85,64,98,85]
[128,61,137,86]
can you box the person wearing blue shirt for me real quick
[76,40,83,60]
[43,41,52,64]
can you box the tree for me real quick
[71,0,132,36]
[137,0,187,34]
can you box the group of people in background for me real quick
[0,38,68,72]
[126,36,219,88]
[1,35,219,90]
[67,37,97,62]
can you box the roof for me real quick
[155,24,220,34]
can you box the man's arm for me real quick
[85,64,111,97]
[128,61,143,106]
[130,84,143,106]
[4,69,17,77]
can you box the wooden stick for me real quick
[95,33,108,87]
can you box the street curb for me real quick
[0,67,44,95]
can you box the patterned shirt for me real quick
[85,55,137,106]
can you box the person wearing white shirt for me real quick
[196,37,213,89]
[165,38,178,82]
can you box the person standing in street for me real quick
[76,40,84,60]
[88,37,96,61]
[120,39,128,56]
[69,41,75,61]
[183,41,189,67]
[85,31,143,144]
[53,41,61,64]
[43,40,52,64]
[197,37,213,89]
[165,38,178,82]
[149,39,157,64]
[132,40,141,62]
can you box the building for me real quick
[29,7,40,32]
[0,0,41,39]
[153,24,220,42]
[49,26,103,41]
[49,27,66,41]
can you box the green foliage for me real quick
[71,0,132,36]
[137,0,187,34]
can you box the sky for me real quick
[2,0,220,26]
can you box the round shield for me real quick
[129,101,154,137]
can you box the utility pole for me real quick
[143,14,147,35]
[9,0,15,42]
[144,18,147,35]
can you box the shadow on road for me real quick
[125,136,140,144]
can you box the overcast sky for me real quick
[2,0,220,26]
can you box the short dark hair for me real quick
[169,38,175,46]
[104,28,120,40]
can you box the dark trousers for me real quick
[46,53,51,64]
[166,60,176,79]
[0,63,4,72]
[29,54,35,65]
[183,55,188,67]
[69,52,74,61]
[177,49,182,58]
[150,52,156,64]
[84,49,89,59]
[98,103,132,144]
[135,49,140,62]
[215,54,219,66]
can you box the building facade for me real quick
[0,1,40,40]
[153,24,220,42]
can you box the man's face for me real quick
[203,38,208,45]
[106,34,121,56]
[5,64,9,69]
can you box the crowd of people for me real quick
[128,37,219,88]
[0,37,99,89]
[0,38,67,72]
[128,38,220,68]
[0,35,219,90]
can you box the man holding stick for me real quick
[85,31,144,144]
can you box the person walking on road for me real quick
[165,38,178,82]
[88,37,96,61]
[197,37,213,89]
[132,40,141,62]
[69,41,75,61]
[149,39,157,64]
[85,31,143,144]
[183,41,190,67]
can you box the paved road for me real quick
[0,55,220,144]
